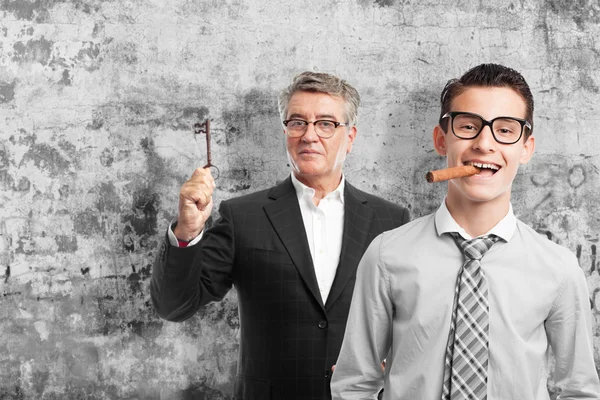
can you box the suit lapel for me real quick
[325,183,374,310]
[264,177,324,309]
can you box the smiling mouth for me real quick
[465,161,500,175]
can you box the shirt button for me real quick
[318,320,328,329]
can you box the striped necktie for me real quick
[442,233,500,400]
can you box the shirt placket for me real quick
[313,201,326,298]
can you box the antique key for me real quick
[193,119,220,179]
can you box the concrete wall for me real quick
[1,0,599,398]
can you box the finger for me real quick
[197,196,213,212]
[331,365,335,372]
[189,168,215,188]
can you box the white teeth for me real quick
[467,162,499,170]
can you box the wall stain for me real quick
[73,210,103,237]
[545,0,600,26]
[20,142,72,177]
[175,106,209,131]
[1,0,102,22]
[126,319,163,340]
[578,71,599,93]
[87,110,105,130]
[0,80,16,103]
[55,235,78,253]
[59,69,72,86]
[198,298,240,331]
[122,225,135,252]
[0,0,49,22]
[0,384,24,400]
[176,382,229,400]
[223,167,251,193]
[12,36,53,65]
[14,177,31,192]
[15,236,34,255]
[568,165,586,188]
[0,143,9,169]
[74,41,104,72]
[122,187,160,237]
[94,182,121,213]
[99,148,113,166]
[222,88,278,146]
[375,0,395,6]
[91,21,104,38]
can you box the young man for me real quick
[151,71,409,400]
[330,64,600,399]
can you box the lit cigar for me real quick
[425,165,481,183]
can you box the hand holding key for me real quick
[174,119,220,241]
[174,167,215,241]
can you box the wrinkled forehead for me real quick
[286,91,348,120]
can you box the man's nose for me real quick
[302,122,320,142]
[472,125,496,152]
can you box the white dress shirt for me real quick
[331,200,600,400]
[168,174,346,303]
[290,173,345,303]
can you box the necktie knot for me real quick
[451,233,500,261]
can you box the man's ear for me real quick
[519,135,535,165]
[346,126,357,154]
[433,125,447,156]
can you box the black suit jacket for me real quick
[151,177,409,400]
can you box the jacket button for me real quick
[318,320,328,329]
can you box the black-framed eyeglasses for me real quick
[441,111,532,145]
[282,119,349,139]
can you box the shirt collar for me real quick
[290,173,345,204]
[434,197,516,242]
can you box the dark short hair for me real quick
[439,63,534,138]
[278,71,361,126]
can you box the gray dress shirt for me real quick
[331,202,600,400]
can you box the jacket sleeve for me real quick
[150,200,236,322]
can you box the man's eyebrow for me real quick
[315,113,338,120]
[286,113,340,120]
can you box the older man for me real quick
[151,71,409,400]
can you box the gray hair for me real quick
[278,71,360,126]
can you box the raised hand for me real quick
[173,167,215,241]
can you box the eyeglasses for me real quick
[282,119,349,139]
[441,111,532,145]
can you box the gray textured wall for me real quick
[1,0,599,398]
